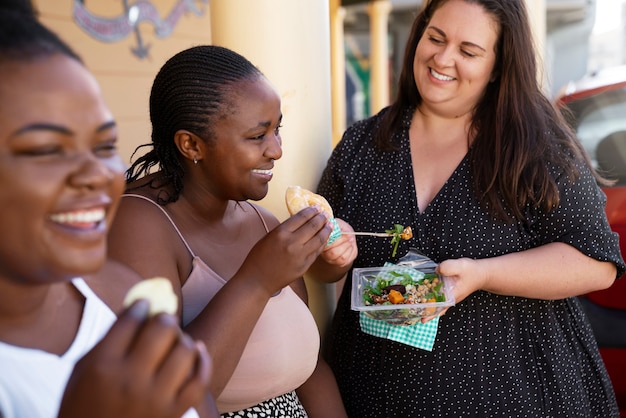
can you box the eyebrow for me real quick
[9,120,117,138]
[246,114,283,133]
[428,26,487,52]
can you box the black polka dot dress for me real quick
[317,107,625,418]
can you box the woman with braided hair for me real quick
[108,45,347,417]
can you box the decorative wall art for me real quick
[73,0,208,59]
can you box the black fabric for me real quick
[317,107,623,418]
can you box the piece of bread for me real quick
[285,186,334,217]
[123,277,178,316]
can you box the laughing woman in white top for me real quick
[0,6,216,418]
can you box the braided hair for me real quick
[126,45,264,204]
[0,3,82,64]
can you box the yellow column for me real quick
[210,0,336,333]
[367,0,392,115]
[525,0,547,90]
[330,0,347,147]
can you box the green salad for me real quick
[363,270,446,306]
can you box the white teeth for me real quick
[50,209,105,224]
[252,169,272,175]
[431,69,454,81]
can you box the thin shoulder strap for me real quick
[122,193,197,257]
[245,201,270,233]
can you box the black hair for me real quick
[0,3,82,63]
[126,45,263,204]
[2,0,37,16]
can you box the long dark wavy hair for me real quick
[374,0,604,221]
[126,45,263,204]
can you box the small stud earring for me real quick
[193,156,198,165]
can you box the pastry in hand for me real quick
[285,186,342,245]
[285,185,334,217]
[123,277,178,316]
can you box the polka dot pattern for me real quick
[220,391,307,418]
[317,108,625,418]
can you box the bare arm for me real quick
[107,197,192,316]
[296,355,347,418]
[109,198,334,397]
[84,259,142,314]
[438,242,617,304]
[187,207,332,396]
[183,268,276,396]
[288,267,347,417]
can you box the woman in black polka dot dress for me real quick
[309,0,626,417]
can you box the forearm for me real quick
[183,274,272,397]
[296,356,347,418]
[445,242,617,302]
[307,256,351,284]
[484,242,616,298]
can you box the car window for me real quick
[562,86,626,184]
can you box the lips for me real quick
[252,168,273,176]
[49,208,106,229]
[430,68,455,81]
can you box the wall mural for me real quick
[73,0,209,59]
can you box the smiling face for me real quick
[0,54,125,284]
[201,75,283,202]
[413,0,499,118]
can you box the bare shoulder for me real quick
[113,191,164,223]
[84,259,143,315]
[108,193,177,257]
[115,176,175,224]
[108,191,191,291]
[247,201,280,229]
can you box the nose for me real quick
[433,45,454,67]
[265,132,283,161]
[69,152,118,190]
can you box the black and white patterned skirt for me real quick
[220,390,308,418]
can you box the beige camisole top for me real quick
[122,194,320,413]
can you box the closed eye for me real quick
[19,145,63,157]
[94,138,119,157]
[428,36,444,45]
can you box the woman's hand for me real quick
[413,257,487,323]
[321,218,358,269]
[306,218,358,284]
[436,257,487,306]
[238,206,332,296]
[58,300,213,418]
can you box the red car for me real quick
[555,65,626,416]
